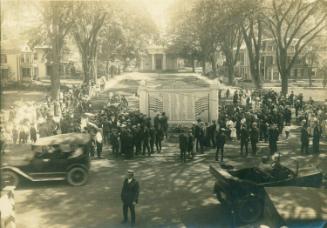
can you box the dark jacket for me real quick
[240,127,249,142]
[301,127,309,143]
[179,133,188,151]
[187,134,194,151]
[121,178,139,204]
[250,127,259,142]
[216,131,226,147]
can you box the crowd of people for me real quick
[87,103,169,159]
[179,88,326,162]
[2,83,93,145]
[3,79,326,163]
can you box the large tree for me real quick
[238,0,265,89]
[266,0,326,95]
[167,0,201,72]
[193,0,222,76]
[98,0,157,71]
[33,1,75,100]
[72,1,107,83]
[217,0,243,84]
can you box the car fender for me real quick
[66,164,89,172]
[1,166,33,181]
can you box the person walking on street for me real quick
[240,124,249,157]
[110,129,119,158]
[12,126,18,144]
[142,126,151,156]
[187,130,194,159]
[95,129,103,158]
[268,124,279,155]
[30,124,37,143]
[250,122,259,155]
[155,126,164,153]
[179,130,188,162]
[300,122,309,154]
[312,122,321,154]
[149,126,156,154]
[160,112,169,139]
[121,170,139,227]
[215,128,226,162]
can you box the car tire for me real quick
[2,170,19,188]
[67,167,88,186]
[237,197,263,224]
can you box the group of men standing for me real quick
[94,108,169,159]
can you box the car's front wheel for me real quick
[67,167,88,186]
[2,170,19,188]
[237,197,263,224]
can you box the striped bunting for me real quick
[149,96,163,112]
[195,96,208,115]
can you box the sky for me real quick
[140,0,176,32]
[0,0,177,41]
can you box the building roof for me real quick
[1,39,32,54]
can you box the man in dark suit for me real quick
[215,128,226,162]
[121,170,139,226]
[268,124,279,155]
[240,124,249,157]
[312,122,321,154]
[250,122,259,155]
[179,130,188,162]
[301,124,310,154]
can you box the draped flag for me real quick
[149,96,163,112]
[194,96,209,115]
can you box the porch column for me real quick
[151,54,155,71]
[163,53,167,70]
[140,57,144,71]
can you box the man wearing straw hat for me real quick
[121,170,139,226]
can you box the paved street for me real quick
[15,154,228,228]
[14,132,327,228]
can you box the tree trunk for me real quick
[281,73,288,95]
[201,60,206,75]
[227,64,234,85]
[50,44,61,101]
[82,53,90,83]
[247,60,260,89]
[308,68,312,87]
[50,62,60,101]
[211,56,217,78]
[191,56,195,73]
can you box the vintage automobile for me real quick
[1,133,91,187]
[209,159,323,224]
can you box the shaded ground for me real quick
[15,156,229,228]
[13,128,327,228]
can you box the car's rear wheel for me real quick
[237,197,263,224]
[67,167,88,186]
[2,170,19,188]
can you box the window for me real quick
[0,54,7,64]
[34,53,38,60]
[1,69,9,79]
[22,68,31,78]
[266,56,273,66]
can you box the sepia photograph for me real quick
[0,0,326,227]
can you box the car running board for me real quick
[30,177,66,182]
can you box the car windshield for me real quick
[231,168,272,183]
[230,164,294,184]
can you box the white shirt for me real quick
[96,131,103,143]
